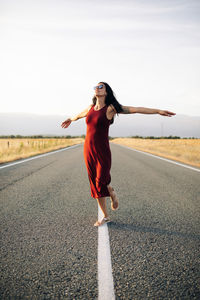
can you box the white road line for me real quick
[98,205,115,300]
[115,143,200,173]
[0,144,80,170]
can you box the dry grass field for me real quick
[111,138,200,168]
[1,137,199,168]
[0,138,84,164]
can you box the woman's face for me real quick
[94,83,107,98]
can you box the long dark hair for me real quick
[92,82,123,124]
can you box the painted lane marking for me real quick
[114,144,200,173]
[98,205,115,300]
[0,144,81,170]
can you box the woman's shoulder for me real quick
[106,104,116,120]
[107,104,117,113]
[87,104,94,111]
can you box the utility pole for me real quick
[161,122,164,137]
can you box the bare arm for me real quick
[61,104,93,128]
[70,104,93,121]
[120,105,176,117]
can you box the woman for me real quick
[61,82,176,226]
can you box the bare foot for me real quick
[108,186,119,210]
[94,217,111,227]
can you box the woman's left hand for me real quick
[158,110,176,117]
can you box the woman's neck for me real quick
[95,97,106,109]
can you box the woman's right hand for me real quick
[61,118,72,129]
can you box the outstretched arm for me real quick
[61,104,93,129]
[120,106,176,117]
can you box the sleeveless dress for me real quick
[84,104,112,198]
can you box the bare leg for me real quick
[107,184,119,210]
[94,197,110,226]
[96,197,108,218]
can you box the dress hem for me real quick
[91,193,111,199]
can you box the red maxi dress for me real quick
[84,104,112,198]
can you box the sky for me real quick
[0,0,200,117]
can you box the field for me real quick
[111,138,200,168]
[1,137,200,168]
[0,138,84,164]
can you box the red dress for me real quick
[84,104,112,198]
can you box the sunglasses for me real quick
[93,84,104,90]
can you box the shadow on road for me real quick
[108,222,200,240]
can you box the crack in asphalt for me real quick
[0,161,55,192]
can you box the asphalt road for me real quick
[0,143,200,299]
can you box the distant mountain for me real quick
[0,112,200,138]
